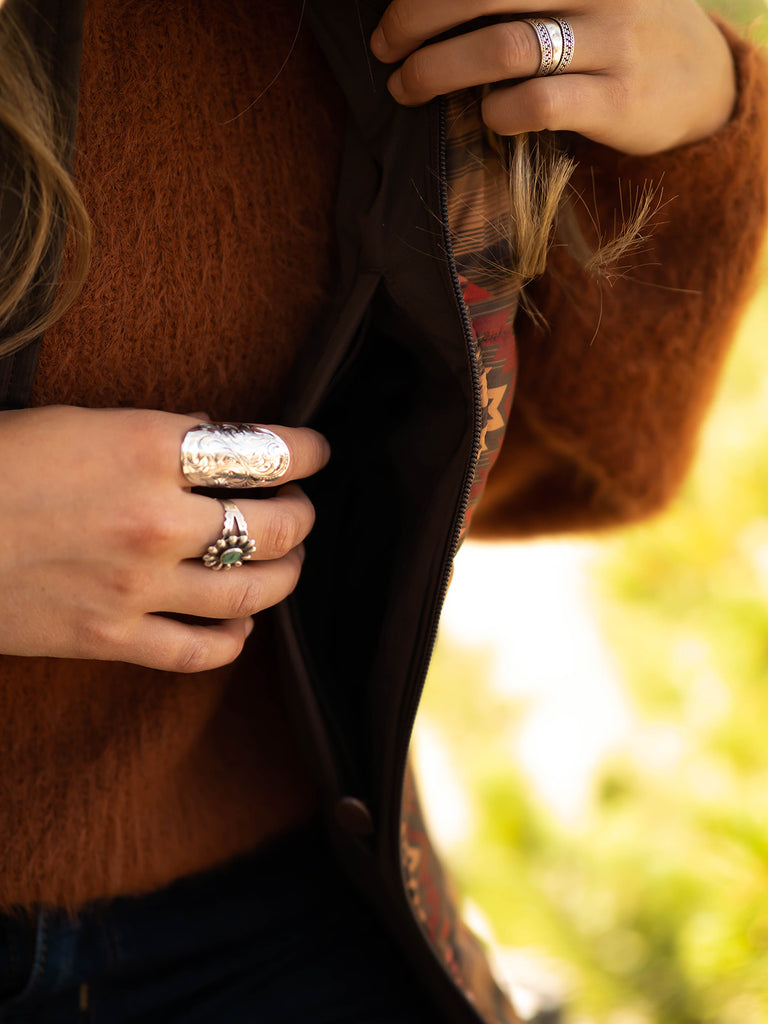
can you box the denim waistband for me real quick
[0,817,433,1024]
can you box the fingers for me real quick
[371,0,563,64]
[106,410,329,490]
[120,615,254,674]
[0,406,324,673]
[160,546,305,621]
[372,12,602,116]
[253,424,331,484]
[386,21,546,105]
[481,73,608,139]
[173,420,331,489]
[186,484,316,562]
[102,483,312,623]
[372,0,738,155]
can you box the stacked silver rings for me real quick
[180,422,291,571]
[523,16,575,77]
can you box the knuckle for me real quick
[107,564,151,604]
[381,1,411,47]
[116,409,173,475]
[226,579,266,619]
[399,51,430,96]
[179,630,245,673]
[494,22,535,76]
[175,636,217,673]
[118,501,177,555]
[75,614,126,658]
[527,85,560,131]
[265,507,299,557]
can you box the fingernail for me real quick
[297,543,307,565]
[370,25,386,58]
[244,617,255,637]
[388,69,404,99]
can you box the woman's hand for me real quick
[0,406,329,672]
[370,0,737,156]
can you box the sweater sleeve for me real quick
[471,22,768,539]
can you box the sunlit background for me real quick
[414,4,768,1021]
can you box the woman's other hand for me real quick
[0,406,329,672]
[371,0,737,156]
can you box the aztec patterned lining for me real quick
[398,89,523,1024]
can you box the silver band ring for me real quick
[181,423,291,488]
[202,499,256,570]
[523,16,574,77]
[523,17,563,77]
[552,18,575,75]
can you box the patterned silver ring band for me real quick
[523,16,574,77]
[203,499,256,570]
[552,17,575,75]
[180,423,291,488]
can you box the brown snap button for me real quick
[334,796,374,837]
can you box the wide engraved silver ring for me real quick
[180,423,291,488]
[203,499,256,570]
[523,16,574,77]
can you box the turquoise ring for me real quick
[202,499,256,571]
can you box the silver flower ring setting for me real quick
[202,499,256,571]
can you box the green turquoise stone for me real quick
[221,548,242,565]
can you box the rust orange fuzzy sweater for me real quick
[0,0,345,909]
[0,4,766,911]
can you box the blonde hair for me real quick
[0,6,91,360]
[496,129,656,297]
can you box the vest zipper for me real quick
[389,94,484,846]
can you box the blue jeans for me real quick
[0,822,441,1023]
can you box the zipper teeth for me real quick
[391,96,485,834]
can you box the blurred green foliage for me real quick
[421,4,768,1021]
[710,0,768,37]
